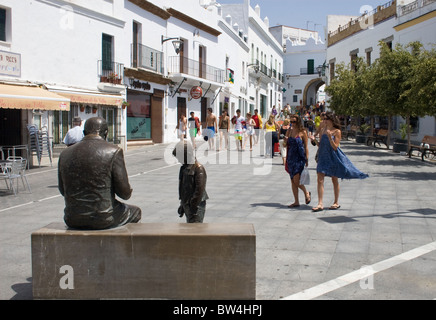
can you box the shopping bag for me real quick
[300,167,310,185]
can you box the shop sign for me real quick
[190,86,203,99]
[0,50,21,77]
[131,80,151,91]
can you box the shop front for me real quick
[0,83,70,161]
[127,89,151,141]
[124,67,169,146]
[45,86,124,147]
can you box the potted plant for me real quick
[393,122,410,153]
[121,101,130,110]
[108,72,120,84]
[92,106,98,114]
[355,123,370,143]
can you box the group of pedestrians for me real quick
[283,111,369,212]
[175,108,369,213]
[176,108,267,152]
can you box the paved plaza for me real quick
[1,138,436,300]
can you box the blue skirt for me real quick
[317,135,369,180]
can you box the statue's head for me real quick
[84,117,108,140]
[172,140,195,164]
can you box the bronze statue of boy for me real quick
[173,141,208,223]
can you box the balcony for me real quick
[167,56,225,84]
[131,43,164,74]
[98,60,124,85]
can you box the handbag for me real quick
[300,167,310,185]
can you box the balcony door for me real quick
[179,40,189,74]
[132,21,141,68]
[199,45,206,79]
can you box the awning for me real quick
[0,84,70,111]
[54,91,123,107]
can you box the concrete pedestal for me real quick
[31,222,256,300]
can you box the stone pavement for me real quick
[1,138,435,300]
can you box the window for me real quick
[410,117,419,134]
[293,95,298,103]
[102,107,116,142]
[127,91,151,140]
[0,8,6,42]
[366,49,372,66]
[307,59,314,75]
[329,62,335,81]
[102,34,113,71]
[350,54,358,72]
[132,21,141,68]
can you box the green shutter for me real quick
[307,59,314,75]
[102,34,113,71]
[0,9,6,42]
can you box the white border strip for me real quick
[282,241,436,300]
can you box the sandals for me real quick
[312,205,324,212]
[305,192,311,205]
[288,203,300,208]
[329,204,341,210]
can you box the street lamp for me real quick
[161,36,183,55]
[316,65,323,77]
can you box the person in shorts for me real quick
[233,109,245,151]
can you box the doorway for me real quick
[0,108,21,146]
[177,97,187,123]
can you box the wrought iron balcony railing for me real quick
[98,60,124,84]
[167,56,225,83]
[131,43,164,74]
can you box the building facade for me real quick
[325,0,436,140]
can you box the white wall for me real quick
[0,0,127,89]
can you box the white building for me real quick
[325,0,436,140]
[220,0,284,119]
[269,25,320,50]
[0,0,287,156]
[282,36,326,110]
[0,0,127,165]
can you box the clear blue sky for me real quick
[216,0,391,31]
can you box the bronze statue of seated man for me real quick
[58,117,141,230]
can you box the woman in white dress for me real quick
[176,114,187,141]
[244,112,256,151]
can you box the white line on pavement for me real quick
[281,241,436,300]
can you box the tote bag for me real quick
[300,167,310,185]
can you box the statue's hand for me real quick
[178,205,184,218]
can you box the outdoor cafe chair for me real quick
[1,157,31,196]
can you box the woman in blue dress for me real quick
[310,113,368,212]
[285,115,311,208]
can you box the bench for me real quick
[32,222,256,300]
[342,125,358,141]
[408,135,436,162]
[366,129,389,149]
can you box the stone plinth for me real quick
[31,222,256,300]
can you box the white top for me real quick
[235,116,245,131]
[63,126,84,146]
